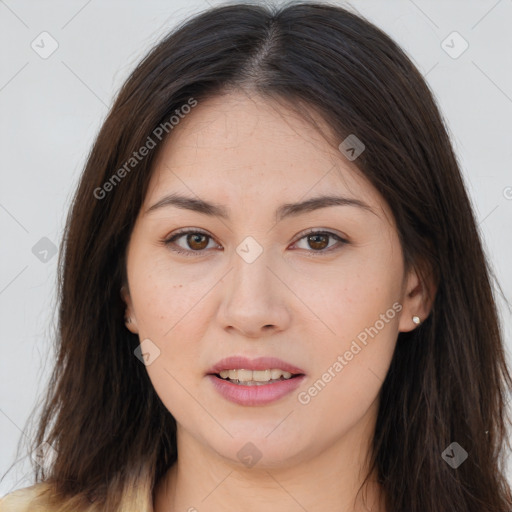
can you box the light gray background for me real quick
[1,0,511,497]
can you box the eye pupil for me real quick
[188,233,208,250]
[308,234,328,250]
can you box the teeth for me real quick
[218,368,294,382]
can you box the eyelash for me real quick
[162,228,349,257]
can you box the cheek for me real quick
[298,317,398,437]
[299,257,401,418]
[132,274,210,417]
[318,258,402,344]
[126,250,214,402]
[132,275,211,371]
[128,248,212,339]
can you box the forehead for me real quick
[144,92,389,223]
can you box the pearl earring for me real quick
[412,315,421,325]
[125,317,132,324]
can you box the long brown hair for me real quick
[4,1,512,511]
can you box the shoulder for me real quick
[0,483,53,512]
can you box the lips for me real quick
[207,373,306,406]
[207,356,306,376]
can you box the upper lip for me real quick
[207,356,306,375]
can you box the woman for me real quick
[1,1,511,511]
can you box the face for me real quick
[123,91,429,470]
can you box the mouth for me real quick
[205,355,306,406]
[206,368,307,406]
[209,369,306,386]
[206,356,306,387]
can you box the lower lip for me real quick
[206,374,306,406]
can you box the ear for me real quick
[398,264,437,333]
[120,284,139,334]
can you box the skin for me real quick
[122,91,434,512]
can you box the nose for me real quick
[216,244,292,338]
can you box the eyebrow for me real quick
[145,192,375,221]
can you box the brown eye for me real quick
[292,230,348,254]
[307,233,329,250]
[293,230,350,257]
[164,229,218,256]
[164,228,348,257]
[186,233,209,250]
